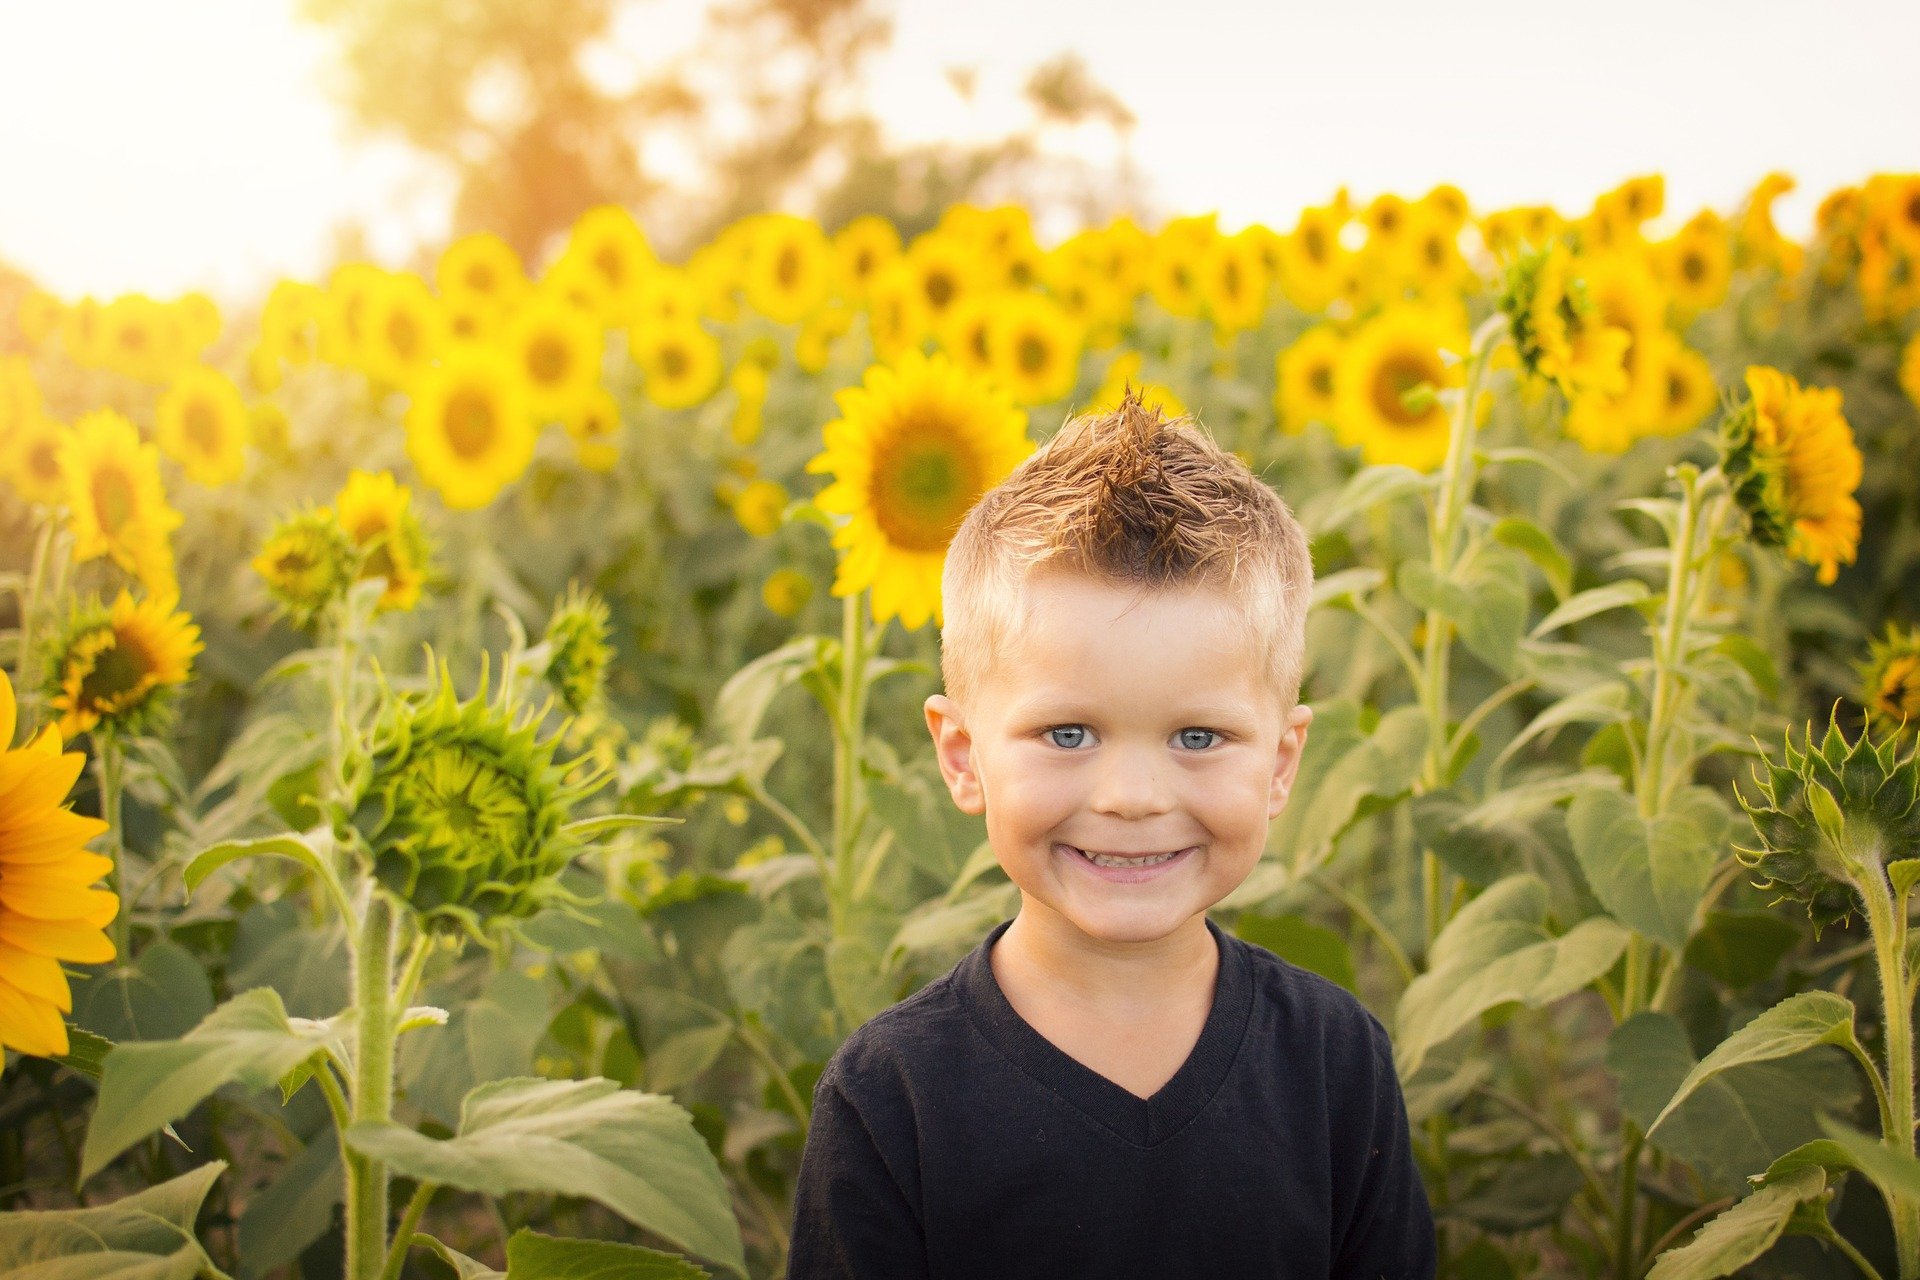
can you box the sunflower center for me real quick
[28,440,59,481]
[388,311,422,361]
[184,400,222,456]
[443,388,498,459]
[466,264,496,294]
[529,335,569,384]
[1370,351,1439,427]
[659,344,689,379]
[1905,193,1920,230]
[1681,251,1707,284]
[871,422,981,553]
[1017,333,1049,374]
[1222,260,1243,298]
[594,246,626,289]
[924,271,956,311]
[1308,361,1334,398]
[776,245,801,289]
[78,631,150,707]
[92,465,138,535]
[1302,226,1327,263]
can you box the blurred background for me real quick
[4,0,1918,300]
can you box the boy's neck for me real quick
[993,907,1219,1021]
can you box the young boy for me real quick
[786,392,1435,1278]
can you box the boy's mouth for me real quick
[1058,843,1198,870]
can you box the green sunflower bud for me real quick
[348,656,604,931]
[541,583,613,716]
[253,507,361,630]
[1718,398,1792,550]
[1734,705,1920,935]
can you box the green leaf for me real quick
[82,989,336,1181]
[1476,445,1580,487]
[1648,994,1862,1139]
[345,1077,747,1278]
[1409,772,1609,887]
[400,966,549,1131]
[1397,550,1529,676]
[1301,464,1435,536]
[1890,860,1920,907]
[1683,911,1801,988]
[712,636,831,744]
[0,1160,226,1275]
[1529,579,1652,639]
[236,1137,340,1278]
[1566,785,1731,950]
[72,940,215,1046]
[1644,1165,1828,1280]
[1309,567,1385,609]
[52,1027,115,1082]
[1490,517,1574,602]
[1446,1152,1584,1232]
[1394,875,1629,1077]
[1271,702,1427,882]
[1492,683,1633,777]
[182,833,351,921]
[1814,1115,1920,1205]
[1234,913,1356,991]
[505,1228,712,1278]
[1711,633,1781,701]
[560,813,683,842]
[410,1234,503,1279]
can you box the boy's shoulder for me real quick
[817,954,971,1098]
[1232,928,1393,1059]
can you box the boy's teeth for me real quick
[1079,847,1182,868]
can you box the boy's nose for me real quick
[1086,745,1177,817]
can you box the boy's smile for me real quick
[925,567,1312,961]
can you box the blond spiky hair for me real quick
[939,389,1314,715]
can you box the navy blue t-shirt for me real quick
[787,915,1436,1279]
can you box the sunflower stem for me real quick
[12,514,55,741]
[1861,854,1920,1278]
[830,591,872,949]
[344,893,398,1280]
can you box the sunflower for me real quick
[1,356,46,447]
[1395,206,1472,300]
[1332,305,1466,471]
[633,267,704,329]
[730,360,771,446]
[4,411,70,508]
[1858,623,1920,740]
[404,346,537,511]
[938,292,1001,382]
[155,365,248,487]
[363,273,449,389]
[1659,221,1732,317]
[335,469,431,611]
[57,297,106,368]
[806,351,1033,630]
[58,410,181,597]
[906,235,977,325]
[1363,193,1412,248]
[1421,184,1471,233]
[15,289,62,349]
[1499,244,1631,402]
[0,667,115,1068]
[1199,231,1270,336]
[320,263,390,372]
[1479,206,1563,260]
[833,216,903,301]
[1274,204,1350,313]
[1720,365,1863,584]
[541,584,613,716]
[732,478,788,539]
[1650,337,1717,437]
[630,321,723,410]
[1087,351,1188,420]
[97,295,185,383]
[989,293,1083,405]
[761,567,813,619]
[260,280,326,368]
[1868,173,1920,258]
[437,232,528,310]
[560,205,654,324]
[1579,252,1670,419]
[1275,325,1343,433]
[1736,172,1804,275]
[43,591,202,739]
[743,214,833,325]
[864,263,930,364]
[506,293,604,421]
[175,292,221,355]
[1146,215,1215,319]
[253,507,361,630]
[563,388,622,473]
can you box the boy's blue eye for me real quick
[1044,726,1222,750]
[1047,726,1087,749]
[1179,728,1221,750]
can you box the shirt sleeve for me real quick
[1331,1018,1438,1280]
[786,1067,930,1280]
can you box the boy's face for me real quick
[924,568,1312,949]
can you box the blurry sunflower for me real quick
[864,263,930,364]
[506,293,603,421]
[0,667,115,1069]
[729,360,770,446]
[98,294,181,383]
[1274,204,1349,313]
[404,346,537,511]
[1720,365,1862,584]
[43,591,201,739]
[906,235,976,325]
[806,351,1033,630]
[761,567,813,619]
[253,507,361,630]
[1,357,46,444]
[1146,215,1215,319]
[1394,209,1471,300]
[260,280,325,368]
[1650,337,1717,437]
[1659,219,1732,317]
[363,273,449,389]
[633,267,704,328]
[15,289,62,349]
[1858,623,1920,740]
[1198,231,1269,336]
[833,216,903,302]
[1499,243,1631,402]
[938,292,1000,382]
[1275,325,1343,433]
[176,292,221,354]
[1363,193,1412,249]
[688,239,746,323]
[1736,172,1804,275]
[743,214,833,324]
[437,232,528,310]
[1479,206,1563,260]
[989,293,1083,405]
[732,478,788,538]
[1332,305,1466,471]
[155,365,248,487]
[1867,172,1920,258]
[1420,184,1471,232]
[4,412,70,508]
[320,263,390,373]
[57,297,105,368]
[541,584,613,716]
[58,409,181,597]
[1578,251,1670,418]
[249,401,292,462]
[1088,351,1188,420]
[560,205,654,324]
[630,321,723,410]
[563,388,622,473]
[336,469,431,611]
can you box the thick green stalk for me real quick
[344,895,397,1280]
[1860,860,1920,1278]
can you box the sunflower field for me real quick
[3,172,1920,1279]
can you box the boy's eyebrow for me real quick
[1002,696,1261,726]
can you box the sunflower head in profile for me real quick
[1331,304,1468,472]
[404,345,536,511]
[541,583,614,716]
[0,666,116,1069]
[806,350,1033,631]
[1855,624,1920,743]
[335,469,432,612]
[58,409,182,598]
[253,507,361,631]
[43,591,202,740]
[1719,365,1863,585]
[156,365,249,487]
[1498,244,1631,403]
[345,656,603,933]
[629,321,723,410]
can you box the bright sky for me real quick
[2,0,1916,302]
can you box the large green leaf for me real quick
[1815,1115,1920,1206]
[1394,875,1629,1077]
[1266,702,1426,885]
[1566,784,1731,950]
[1683,911,1801,988]
[0,1161,227,1277]
[1647,994,1863,1138]
[1445,1152,1584,1232]
[72,940,214,1045]
[1644,1165,1828,1280]
[400,965,549,1131]
[345,1076,746,1278]
[1528,579,1651,639]
[82,989,336,1181]
[712,636,830,744]
[182,832,351,920]
[505,1229,711,1278]
[1397,546,1530,677]
[236,1136,340,1278]
[1234,912,1356,992]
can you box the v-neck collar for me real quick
[955,915,1253,1148]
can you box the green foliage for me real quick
[0,1162,228,1277]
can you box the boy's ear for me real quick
[1267,703,1314,819]
[924,693,985,815]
